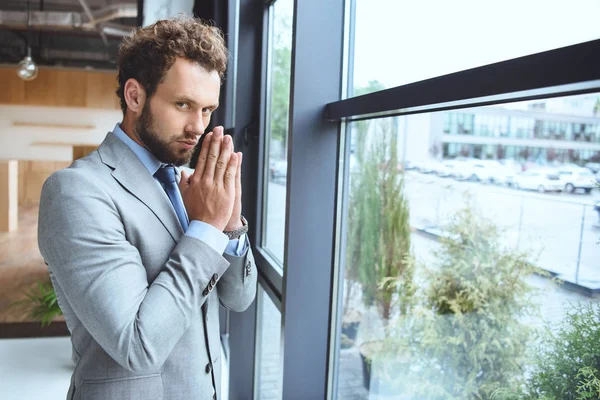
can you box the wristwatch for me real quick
[223,215,248,240]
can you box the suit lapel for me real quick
[98,132,184,241]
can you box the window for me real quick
[230,0,600,397]
[332,95,600,398]
[254,287,283,400]
[349,0,600,94]
[262,0,294,265]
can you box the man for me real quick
[38,16,257,400]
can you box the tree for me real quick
[346,117,414,323]
[546,147,558,163]
[496,144,506,160]
[351,80,387,165]
[342,80,387,315]
[269,3,293,152]
[525,303,600,400]
[383,203,541,399]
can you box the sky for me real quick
[352,0,600,89]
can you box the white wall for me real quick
[0,105,122,161]
[399,113,435,162]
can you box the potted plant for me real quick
[13,279,63,327]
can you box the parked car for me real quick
[454,160,492,181]
[555,167,596,194]
[403,160,417,171]
[513,168,563,193]
[455,160,513,183]
[584,162,600,174]
[487,164,517,186]
[435,160,464,178]
[414,159,442,174]
[269,159,287,180]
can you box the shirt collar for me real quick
[112,123,165,176]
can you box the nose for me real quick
[186,112,206,137]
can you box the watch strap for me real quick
[223,215,248,240]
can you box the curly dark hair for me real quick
[116,15,228,114]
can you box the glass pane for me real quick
[263,0,293,265]
[254,287,283,400]
[350,0,600,95]
[333,93,600,399]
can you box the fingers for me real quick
[214,133,234,183]
[202,127,224,180]
[224,152,238,189]
[236,152,243,198]
[194,132,212,175]
[179,169,190,192]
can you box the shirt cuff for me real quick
[224,233,249,256]
[185,220,229,255]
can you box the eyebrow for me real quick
[175,96,219,110]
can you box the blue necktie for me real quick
[154,165,189,231]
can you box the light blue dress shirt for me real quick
[112,123,247,256]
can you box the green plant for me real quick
[396,202,541,399]
[15,280,63,327]
[346,117,415,323]
[341,80,387,317]
[525,303,600,400]
[576,367,600,399]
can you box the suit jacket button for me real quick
[205,362,212,374]
[203,287,209,296]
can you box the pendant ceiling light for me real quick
[17,0,38,81]
[17,47,38,81]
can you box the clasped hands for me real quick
[179,126,243,233]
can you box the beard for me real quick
[134,101,195,166]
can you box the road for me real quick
[264,172,600,288]
[404,171,600,288]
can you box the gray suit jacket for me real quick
[38,132,257,400]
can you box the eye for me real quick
[202,107,213,115]
[176,102,190,110]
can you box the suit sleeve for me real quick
[38,169,230,373]
[217,239,258,312]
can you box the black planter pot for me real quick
[342,320,359,342]
[359,348,372,390]
[359,341,401,397]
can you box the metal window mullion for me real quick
[325,39,600,121]
[227,0,264,398]
[280,0,345,399]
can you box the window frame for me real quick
[229,0,600,398]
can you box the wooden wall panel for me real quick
[0,66,117,205]
[0,69,25,104]
[72,145,98,161]
[0,67,119,109]
[17,161,70,206]
[23,70,87,107]
[86,72,121,109]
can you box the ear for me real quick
[123,78,146,114]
